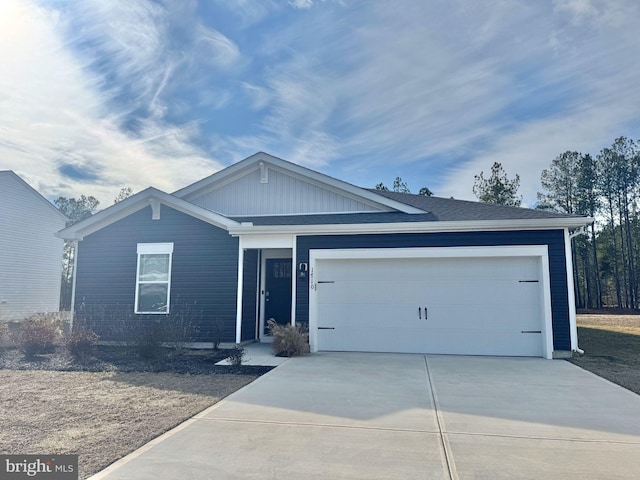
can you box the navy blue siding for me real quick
[296,230,571,351]
[75,205,239,343]
[241,250,259,341]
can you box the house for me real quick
[0,171,67,321]
[57,152,591,359]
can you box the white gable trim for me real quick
[229,216,594,236]
[57,188,239,241]
[173,152,425,214]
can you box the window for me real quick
[135,243,173,314]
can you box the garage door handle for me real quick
[424,307,428,320]
[318,326,335,330]
[418,307,422,319]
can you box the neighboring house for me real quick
[58,152,592,359]
[0,171,67,321]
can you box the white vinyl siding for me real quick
[0,172,66,321]
[135,243,173,314]
[187,166,388,216]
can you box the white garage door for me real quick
[313,253,546,357]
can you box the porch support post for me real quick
[68,240,79,332]
[290,238,297,325]
[235,244,244,344]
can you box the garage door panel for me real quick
[317,303,424,329]
[314,254,545,357]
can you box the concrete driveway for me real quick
[90,353,640,480]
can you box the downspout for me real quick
[68,240,79,333]
[566,227,587,354]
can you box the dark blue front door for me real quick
[264,258,292,334]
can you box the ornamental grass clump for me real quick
[226,344,246,367]
[267,318,310,357]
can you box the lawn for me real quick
[0,347,265,479]
[570,313,640,395]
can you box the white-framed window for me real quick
[135,243,173,314]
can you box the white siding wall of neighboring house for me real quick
[187,166,388,216]
[0,172,66,321]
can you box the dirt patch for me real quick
[0,346,271,479]
[570,314,640,396]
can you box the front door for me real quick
[263,258,293,336]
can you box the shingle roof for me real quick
[229,190,582,226]
[368,190,578,221]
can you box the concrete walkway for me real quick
[90,354,640,480]
[214,342,290,367]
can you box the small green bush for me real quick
[65,328,99,360]
[268,319,310,357]
[15,315,60,358]
[226,344,246,367]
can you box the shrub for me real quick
[267,319,310,357]
[65,328,99,360]
[14,315,60,358]
[131,320,166,361]
[211,317,224,350]
[164,302,202,353]
[226,344,246,367]
[0,322,8,343]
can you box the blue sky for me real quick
[1,0,639,208]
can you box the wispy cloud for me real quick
[0,0,226,205]
[1,0,639,207]
[228,0,640,200]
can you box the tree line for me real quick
[378,136,640,310]
[59,139,640,312]
[536,137,640,310]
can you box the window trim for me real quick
[135,242,174,314]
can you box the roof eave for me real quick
[228,216,594,236]
[57,188,239,240]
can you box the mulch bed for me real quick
[0,345,272,375]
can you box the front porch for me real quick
[235,235,299,344]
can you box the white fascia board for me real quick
[57,188,239,240]
[239,234,295,250]
[229,216,594,236]
[173,152,425,214]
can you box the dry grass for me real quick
[570,314,640,396]
[0,370,258,479]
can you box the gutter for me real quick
[229,217,594,236]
